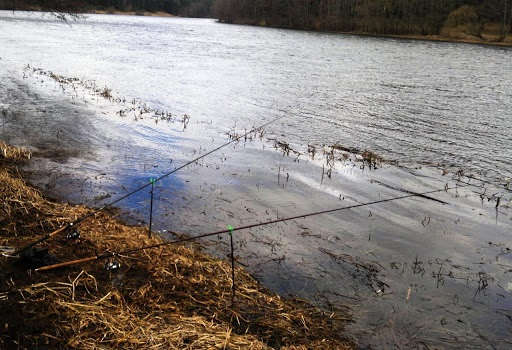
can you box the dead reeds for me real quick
[0,143,354,349]
[0,142,88,238]
[0,141,31,162]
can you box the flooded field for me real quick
[1,11,512,349]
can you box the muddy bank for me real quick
[0,143,354,349]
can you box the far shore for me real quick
[3,8,511,47]
[0,8,176,18]
[219,19,512,48]
[89,9,175,17]
[341,31,512,48]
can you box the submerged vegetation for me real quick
[25,66,191,127]
[0,143,354,348]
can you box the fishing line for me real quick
[35,183,466,272]
[15,116,285,255]
[354,150,510,195]
[456,174,511,193]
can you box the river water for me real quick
[1,11,512,349]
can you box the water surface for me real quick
[1,12,512,181]
[1,11,512,349]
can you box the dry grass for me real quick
[0,142,354,349]
[0,142,88,238]
[0,141,31,162]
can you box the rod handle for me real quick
[35,256,98,272]
[15,225,69,256]
[49,225,69,238]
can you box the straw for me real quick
[0,142,354,349]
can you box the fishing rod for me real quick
[14,116,284,256]
[456,174,512,193]
[36,183,465,272]
[380,154,511,195]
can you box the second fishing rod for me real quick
[15,116,285,256]
[35,182,468,272]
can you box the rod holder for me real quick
[149,178,155,238]
[228,225,235,306]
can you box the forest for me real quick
[213,0,512,39]
[0,0,214,17]
[1,0,511,39]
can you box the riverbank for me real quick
[219,19,512,48]
[88,10,174,17]
[0,142,354,349]
[0,7,175,17]
[343,31,512,48]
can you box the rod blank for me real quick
[16,116,283,254]
[35,184,463,273]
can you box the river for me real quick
[1,11,512,349]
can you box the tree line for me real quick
[1,0,511,38]
[0,0,214,17]
[213,0,512,38]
